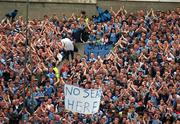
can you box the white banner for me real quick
[64,84,102,114]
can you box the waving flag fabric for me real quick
[93,6,112,23]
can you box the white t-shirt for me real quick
[61,38,74,51]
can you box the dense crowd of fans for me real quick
[0,6,179,123]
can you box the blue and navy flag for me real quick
[93,6,112,23]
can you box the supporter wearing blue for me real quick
[44,82,55,97]
[95,24,104,39]
[89,32,96,42]
[89,53,96,62]
[25,91,38,114]
[71,23,82,42]
[46,67,55,85]
[33,86,45,105]
[109,28,118,44]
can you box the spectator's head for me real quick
[14,10,18,12]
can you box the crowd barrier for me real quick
[84,43,112,59]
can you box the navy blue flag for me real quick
[93,6,112,23]
[5,10,18,18]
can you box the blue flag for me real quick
[93,6,112,23]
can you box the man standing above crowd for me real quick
[61,34,74,61]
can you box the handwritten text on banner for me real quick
[64,84,102,114]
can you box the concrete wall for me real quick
[98,1,180,13]
[2,0,97,4]
[0,1,179,20]
[0,2,96,20]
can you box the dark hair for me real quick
[62,33,67,39]
[52,62,56,67]
[81,11,86,15]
